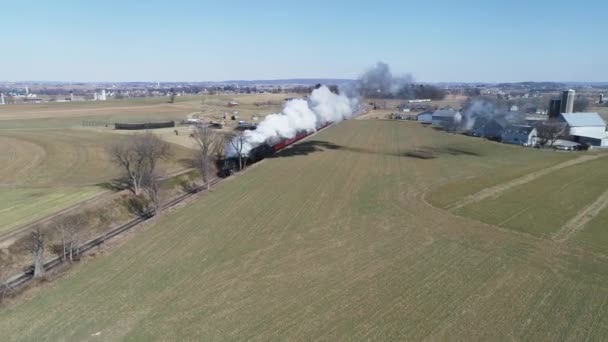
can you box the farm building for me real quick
[501,125,538,146]
[471,117,508,141]
[559,112,608,147]
[432,109,462,128]
[417,111,433,124]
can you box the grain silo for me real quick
[560,89,575,113]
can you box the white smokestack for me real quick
[228,86,358,156]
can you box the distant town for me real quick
[1,80,607,107]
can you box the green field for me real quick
[574,205,608,255]
[451,157,608,237]
[0,187,103,235]
[0,127,190,234]
[2,120,607,341]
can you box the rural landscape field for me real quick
[1,119,607,340]
[3,1,608,340]
[0,95,287,238]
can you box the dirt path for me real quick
[552,187,608,243]
[446,154,604,211]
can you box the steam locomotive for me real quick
[220,122,331,175]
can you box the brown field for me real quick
[1,120,607,340]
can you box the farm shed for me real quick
[501,125,538,146]
[416,111,433,124]
[431,109,462,128]
[115,121,175,130]
[391,113,417,121]
[559,112,608,147]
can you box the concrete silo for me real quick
[560,89,575,113]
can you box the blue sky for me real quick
[1,0,606,82]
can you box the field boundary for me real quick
[552,187,608,243]
[2,177,221,290]
[446,154,603,211]
[0,168,195,245]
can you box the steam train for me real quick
[220,122,332,175]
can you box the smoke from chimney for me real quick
[461,98,525,131]
[357,61,414,98]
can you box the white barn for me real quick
[559,113,608,147]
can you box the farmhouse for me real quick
[501,124,538,146]
[471,117,508,141]
[432,108,462,128]
[559,112,608,147]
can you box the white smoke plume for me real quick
[228,86,358,156]
[357,61,414,98]
[461,98,525,131]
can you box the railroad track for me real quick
[3,177,220,290]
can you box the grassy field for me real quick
[574,204,608,255]
[0,187,103,235]
[0,94,290,234]
[1,120,607,341]
[0,127,191,233]
[451,157,608,237]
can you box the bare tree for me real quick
[537,120,567,146]
[192,125,219,190]
[109,132,171,195]
[227,131,247,171]
[169,88,176,104]
[143,170,162,215]
[53,214,86,262]
[26,227,45,278]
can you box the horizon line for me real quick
[1,79,608,85]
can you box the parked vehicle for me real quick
[553,145,575,151]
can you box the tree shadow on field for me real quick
[269,140,483,160]
[269,140,381,158]
[97,178,130,191]
[400,146,483,159]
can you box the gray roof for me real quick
[560,113,606,127]
[504,124,535,134]
[432,108,460,118]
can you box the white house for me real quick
[559,112,608,147]
[501,125,538,146]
